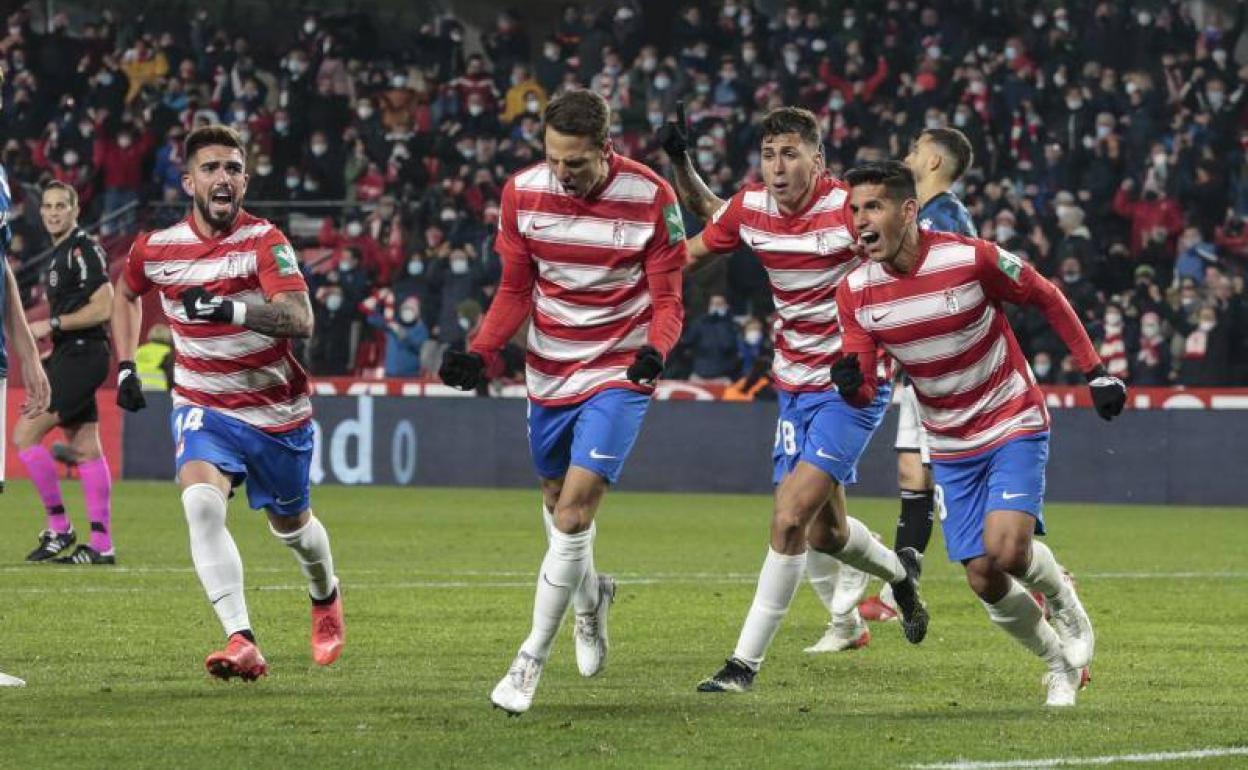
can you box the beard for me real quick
[194,191,240,231]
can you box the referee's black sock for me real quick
[894,489,935,555]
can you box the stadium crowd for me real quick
[2,1,1247,387]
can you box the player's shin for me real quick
[1018,539,1066,600]
[830,517,906,583]
[545,503,599,614]
[183,484,250,636]
[981,577,1066,672]
[895,488,935,554]
[271,514,337,601]
[732,548,806,669]
[804,547,841,613]
[521,528,593,660]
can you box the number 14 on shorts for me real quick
[175,407,205,457]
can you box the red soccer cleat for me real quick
[311,589,345,666]
[858,594,899,622]
[205,633,268,682]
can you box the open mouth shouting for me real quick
[858,229,882,257]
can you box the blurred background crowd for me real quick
[3,0,1247,390]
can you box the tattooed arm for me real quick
[242,291,315,338]
[670,155,727,222]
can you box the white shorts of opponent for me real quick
[893,382,930,466]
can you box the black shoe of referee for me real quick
[53,545,116,565]
[26,529,76,562]
[889,547,930,644]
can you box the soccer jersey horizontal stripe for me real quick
[517,210,655,251]
[926,406,1047,457]
[524,362,632,403]
[527,324,649,362]
[534,287,651,328]
[173,391,312,433]
[883,306,996,364]
[175,359,294,395]
[171,328,279,360]
[537,259,643,292]
[907,331,1008,398]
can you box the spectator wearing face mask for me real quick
[1131,311,1172,385]
[679,295,741,383]
[395,253,437,330]
[92,118,155,235]
[736,316,770,378]
[1056,256,1102,322]
[1175,303,1233,386]
[152,126,186,203]
[310,286,356,375]
[368,295,429,377]
[1096,303,1131,381]
[501,64,547,124]
[50,146,95,214]
[319,214,385,279]
[1030,351,1057,385]
[303,130,344,199]
[248,152,283,200]
[429,245,486,345]
[1113,176,1182,258]
[1174,227,1219,287]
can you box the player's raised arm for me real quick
[657,102,727,222]
[975,242,1125,419]
[4,262,49,416]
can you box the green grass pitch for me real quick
[1,480,1246,769]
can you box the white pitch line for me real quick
[907,745,1248,769]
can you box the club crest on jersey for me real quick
[613,219,625,247]
[944,289,961,314]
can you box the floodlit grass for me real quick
[1,481,1246,769]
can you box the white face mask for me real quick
[709,305,728,317]
[953,111,970,127]
[925,117,943,130]
[407,260,424,276]
[1067,98,1083,111]
[1004,46,1017,61]
[1153,153,1167,168]
[1208,91,1226,109]
[392,75,407,89]
[1105,313,1123,328]
[697,150,716,169]
[450,258,469,275]
[526,98,541,113]
[311,143,328,156]
[829,96,845,111]
[457,316,471,330]
[654,76,671,90]
[1033,362,1051,377]
[1198,319,1216,332]
[345,222,363,238]
[1142,322,1160,337]
[467,104,483,116]
[255,164,272,175]
[117,135,132,148]
[63,151,79,166]
[996,225,1015,242]
[399,308,418,324]
[744,329,763,345]
[357,106,373,120]
[1213,49,1228,67]
[325,294,343,311]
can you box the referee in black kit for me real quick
[14,180,117,565]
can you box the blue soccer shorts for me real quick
[171,404,314,517]
[772,384,892,486]
[932,431,1049,562]
[527,388,650,485]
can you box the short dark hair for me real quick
[759,106,821,148]
[184,124,246,166]
[41,179,79,209]
[844,160,917,202]
[919,127,973,181]
[543,89,610,146]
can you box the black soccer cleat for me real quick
[26,529,76,562]
[889,547,930,644]
[53,545,116,565]
[697,658,756,693]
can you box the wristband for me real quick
[232,301,247,325]
[49,316,61,331]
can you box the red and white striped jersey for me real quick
[699,176,884,391]
[471,153,685,406]
[837,230,1100,460]
[123,211,312,432]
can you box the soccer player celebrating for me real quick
[2,76,52,686]
[857,128,981,622]
[16,182,117,564]
[439,90,684,714]
[111,125,344,681]
[658,105,928,692]
[833,161,1125,706]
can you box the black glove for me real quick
[1086,364,1126,421]
[439,350,486,391]
[626,345,664,385]
[116,361,147,412]
[830,354,864,398]
[181,286,237,323]
[655,101,689,161]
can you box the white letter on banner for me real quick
[309,419,325,485]
[392,420,417,484]
[331,396,374,484]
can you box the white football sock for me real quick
[543,503,599,615]
[983,578,1067,672]
[1018,539,1068,602]
[182,484,250,637]
[804,546,841,614]
[732,548,806,669]
[271,514,337,601]
[521,528,593,660]
[831,561,870,618]
[832,517,905,583]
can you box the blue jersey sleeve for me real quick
[919,194,978,238]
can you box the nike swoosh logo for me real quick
[588,448,618,460]
[275,496,301,506]
[815,448,843,461]
[871,309,892,322]
[211,593,231,606]
[195,298,218,313]
[1001,492,1028,500]
[530,221,559,231]
[160,267,178,277]
[748,237,772,248]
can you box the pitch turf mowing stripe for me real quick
[909,745,1248,769]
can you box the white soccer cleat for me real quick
[574,574,616,677]
[1049,572,1095,668]
[0,671,26,687]
[1043,665,1089,707]
[490,650,544,715]
[804,611,870,653]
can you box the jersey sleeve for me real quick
[255,227,309,299]
[73,235,109,295]
[975,241,1101,374]
[469,179,536,363]
[644,181,687,355]
[834,277,880,407]
[122,235,152,295]
[697,191,745,253]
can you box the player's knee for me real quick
[986,538,1030,575]
[770,505,810,549]
[896,454,922,490]
[963,559,997,598]
[552,499,593,534]
[181,483,227,529]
